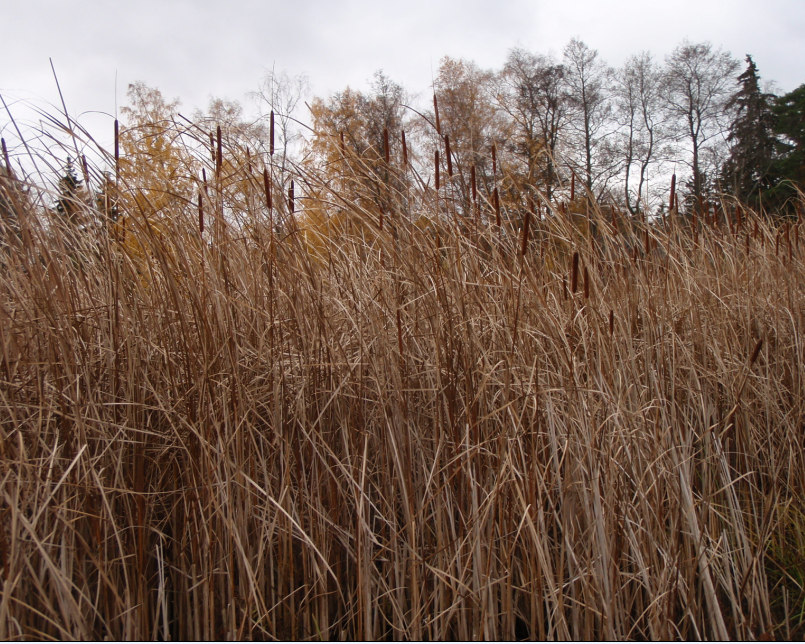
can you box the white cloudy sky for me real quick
[1,0,803,147]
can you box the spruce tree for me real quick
[55,157,85,225]
[721,55,777,209]
[769,83,805,213]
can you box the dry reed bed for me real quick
[0,128,804,640]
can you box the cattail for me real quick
[401,130,408,166]
[669,173,676,212]
[383,128,390,164]
[263,168,272,211]
[113,121,119,181]
[493,187,500,226]
[570,170,575,202]
[435,149,440,191]
[209,131,215,162]
[491,144,497,177]
[444,135,453,177]
[198,193,204,234]
[470,165,477,202]
[749,338,763,368]
[216,125,222,176]
[81,154,90,187]
[288,180,294,213]
[202,168,209,196]
[433,93,441,135]
[563,275,568,300]
[571,251,579,293]
[270,110,275,157]
[520,206,531,257]
[609,310,614,336]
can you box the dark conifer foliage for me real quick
[722,55,777,209]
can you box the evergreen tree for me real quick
[721,55,777,208]
[769,83,805,213]
[55,157,85,225]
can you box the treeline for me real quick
[307,39,803,221]
[2,38,803,242]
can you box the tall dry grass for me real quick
[0,112,803,640]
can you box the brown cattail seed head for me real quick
[433,93,441,135]
[520,208,531,257]
[401,130,408,166]
[113,121,119,179]
[270,111,275,157]
[669,173,676,211]
[216,125,223,175]
[571,251,579,293]
[435,149,440,191]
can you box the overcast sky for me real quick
[2,0,804,150]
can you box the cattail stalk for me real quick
[263,168,272,211]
